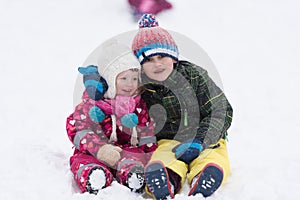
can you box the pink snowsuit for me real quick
[66,91,157,193]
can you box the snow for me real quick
[88,168,106,191]
[1,0,300,199]
[128,172,144,191]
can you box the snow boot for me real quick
[127,165,145,193]
[86,166,107,194]
[188,164,223,197]
[145,161,174,200]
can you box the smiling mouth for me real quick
[154,69,164,73]
[123,89,133,93]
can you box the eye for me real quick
[144,57,151,63]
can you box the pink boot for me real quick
[116,162,145,193]
[70,152,113,194]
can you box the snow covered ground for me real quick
[1,0,300,199]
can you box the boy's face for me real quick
[116,69,139,97]
[142,55,176,82]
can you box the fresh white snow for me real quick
[128,172,144,191]
[88,168,106,191]
[1,0,300,199]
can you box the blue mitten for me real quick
[172,139,203,164]
[78,65,108,101]
[121,113,138,128]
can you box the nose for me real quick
[153,58,161,67]
[125,79,134,86]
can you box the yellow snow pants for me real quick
[146,139,230,194]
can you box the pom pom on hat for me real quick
[132,13,179,65]
[138,14,159,28]
[121,113,138,128]
[89,106,105,123]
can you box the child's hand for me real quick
[172,139,203,164]
[96,144,122,166]
[78,65,108,101]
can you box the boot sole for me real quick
[145,161,174,200]
[188,164,223,197]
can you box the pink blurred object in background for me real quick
[128,0,172,20]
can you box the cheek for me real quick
[142,65,152,74]
[116,81,121,90]
[167,60,175,67]
[116,86,121,93]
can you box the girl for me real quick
[66,41,157,194]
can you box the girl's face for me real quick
[142,55,176,82]
[116,69,139,97]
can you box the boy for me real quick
[132,14,233,199]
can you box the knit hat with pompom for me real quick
[132,13,179,65]
[97,39,141,99]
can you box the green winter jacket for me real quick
[141,60,233,149]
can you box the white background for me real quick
[1,0,300,199]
